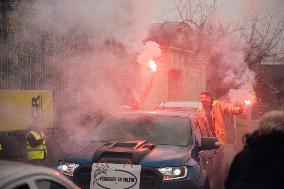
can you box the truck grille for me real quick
[73,165,162,189]
[140,167,163,189]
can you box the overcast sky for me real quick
[152,0,284,23]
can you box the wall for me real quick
[141,29,207,108]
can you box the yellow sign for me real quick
[0,90,54,131]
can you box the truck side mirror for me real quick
[198,137,220,151]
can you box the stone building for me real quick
[142,22,207,108]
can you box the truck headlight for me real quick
[56,161,79,177]
[157,166,187,180]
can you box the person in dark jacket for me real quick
[225,110,284,189]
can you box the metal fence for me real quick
[0,3,131,132]
[0,5,69,131]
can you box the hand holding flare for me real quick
[240,99,252,113]
[245,100,252,106]
[130,60,156,109]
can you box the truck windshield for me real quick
[93,114,191,146]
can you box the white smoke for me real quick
[23,0,154,52]
[137,41,161,66]
[10,0,156,137]
[204,28,256,105]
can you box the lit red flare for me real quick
[245,99,252,106]
[148,59,157,72]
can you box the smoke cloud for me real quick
[201,26,256,105]
[16,0,154,118]
[0,0,158,153]
[137,41,161,66]
[24,0,155,52]
[2,0,260,161]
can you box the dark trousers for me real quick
[200,146,230,189]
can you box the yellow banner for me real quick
[0,90,54,131]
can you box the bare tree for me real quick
[172,0,284,104]
[172,0,243,98]
[240,12,284,67]
[173,0,284,67]
[173,0,217,29]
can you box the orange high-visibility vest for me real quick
[195,100,242,145]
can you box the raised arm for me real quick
[131,76,154,109]
[218,101,245,116]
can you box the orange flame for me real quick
[148,59,157,72]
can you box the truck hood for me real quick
[63,142,192,167]
[63,142,103,164]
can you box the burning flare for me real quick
[148,59,157,72]
[245,99,252,106]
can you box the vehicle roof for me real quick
[0,160,76,188]
[157,101,201,109]
[113,109,195,118]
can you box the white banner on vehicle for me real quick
[90,162,141,189]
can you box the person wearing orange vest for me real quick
[26,128,47,163]
[195,91,245,145]
[194,91,245,189]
